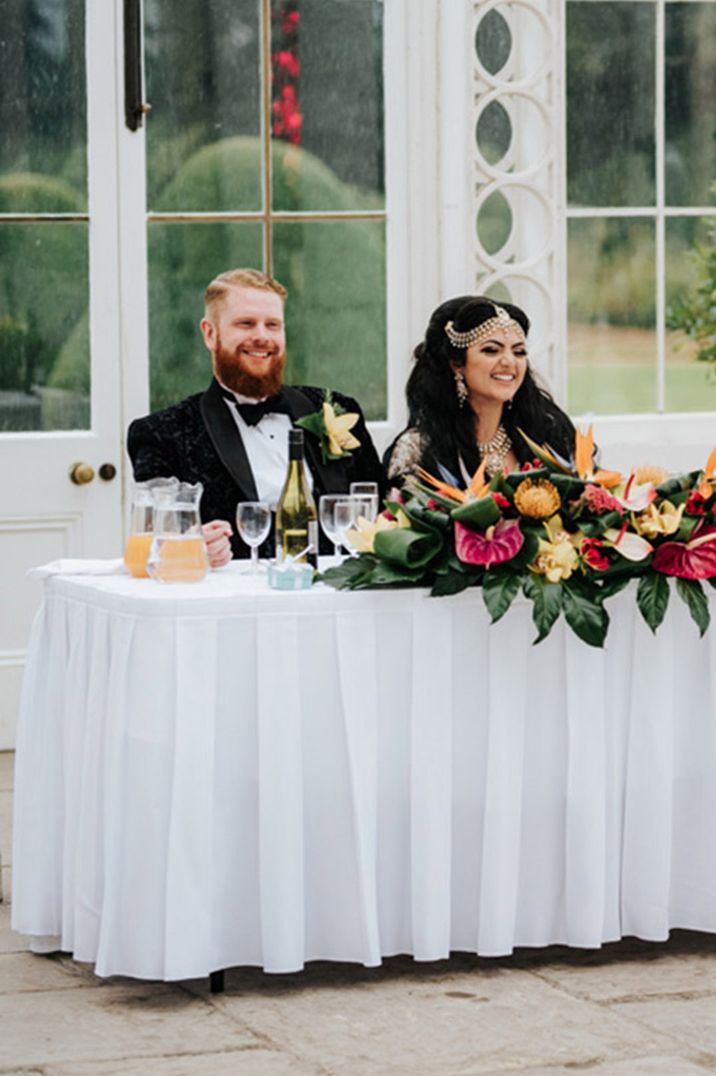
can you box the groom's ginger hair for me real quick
[204,268,288,319]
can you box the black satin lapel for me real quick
[200,380,259,501]
[283,386,348,495]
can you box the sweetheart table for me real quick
[11,562,716,981]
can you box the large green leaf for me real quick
[508,527,540,570]
[655,472,698,498]
[636,573,670,633]
[369,560,428,587]
[675,577,711,637]
[562,581,609,648]
[319,556,376,590]
[373,526,444,569]
[522,573,563,644]
[597,574,633,601]
[451,494,501,529]
[707,577,716,592]
[482,570,523,623]
[430,569,480,597]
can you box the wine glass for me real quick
[334,498,357,555]
[350,493,378,525]
[349,482,379,521]
[235,501,271,574]
[319,494,351,558]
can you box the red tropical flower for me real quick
[454,518,524,567]
[652,524,716,579]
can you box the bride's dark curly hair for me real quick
[404,295,575,476]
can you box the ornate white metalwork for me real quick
[472,0,564,396]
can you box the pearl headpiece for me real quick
[445,305,526,349]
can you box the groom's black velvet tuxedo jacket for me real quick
[127,378,384,558]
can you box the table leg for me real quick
[209,970,225,994]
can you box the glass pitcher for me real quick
[147,481,209,583]
[123,479,175,578]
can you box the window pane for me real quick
[270,0,384,211]
[665,217,716,412]
[665,3,716,207]
[0,0,86,211]
[147,222,264,411]
[568,218,655,414]
[145,0,262,211]
[567,2,655,207]
[0,222,89,431]
[273,220,386,420]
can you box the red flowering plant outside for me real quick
[320,433,716,647]
[271,2,302,145]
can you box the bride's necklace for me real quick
[478,424,512,476]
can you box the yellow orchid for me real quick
[344,509,411,554]
[633,500,685,539]
[322,402,361,457]
[530,515,580,582]
[697,445,716,500]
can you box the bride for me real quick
[385,295,576,485]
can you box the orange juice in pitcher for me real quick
[123,532,153,578]
[124,482,159,578]
[147,481,209,584]
[152,536,209,583]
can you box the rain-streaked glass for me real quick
[567,3,655,207]
[0,223,89,431]
[144,0,261,212]
[273,220,386,420]
[567,218,656,415]
[665,4,716,207]
[270,1,384,211]
[147,222,264,412]
[665,217,716,412]
[0,0,86,211]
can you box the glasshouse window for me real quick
[0,0,90,432]
[566,0,716,416]
[144,0,387,420]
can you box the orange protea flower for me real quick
[514,477,561,519]
[632,464,669,487]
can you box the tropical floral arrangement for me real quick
[296,391,361,463]
[320,428,716,647]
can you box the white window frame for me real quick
[470,0,716,474]
[115,0,468,462]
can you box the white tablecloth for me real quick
[11,563,716,980]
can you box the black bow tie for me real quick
[221,388,291,427]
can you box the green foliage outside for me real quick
[666,188,716,369]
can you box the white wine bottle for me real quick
[275,429,318,567]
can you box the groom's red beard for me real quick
[213,337,286,398]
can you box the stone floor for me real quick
[2,748,716,1075]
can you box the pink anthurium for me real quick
[454,518,524,567]
[652,525,716,579]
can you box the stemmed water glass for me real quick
[333,498,357,555]
[319,494,351,558]
[236,501,271,574]
[349,482,379,521]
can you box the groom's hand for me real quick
[202,520,233,568]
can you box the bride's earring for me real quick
[454,369,468,407]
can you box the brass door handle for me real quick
[69,462,95,485]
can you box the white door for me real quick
[0,2,123,747]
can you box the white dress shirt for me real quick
[220,388,313,509]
